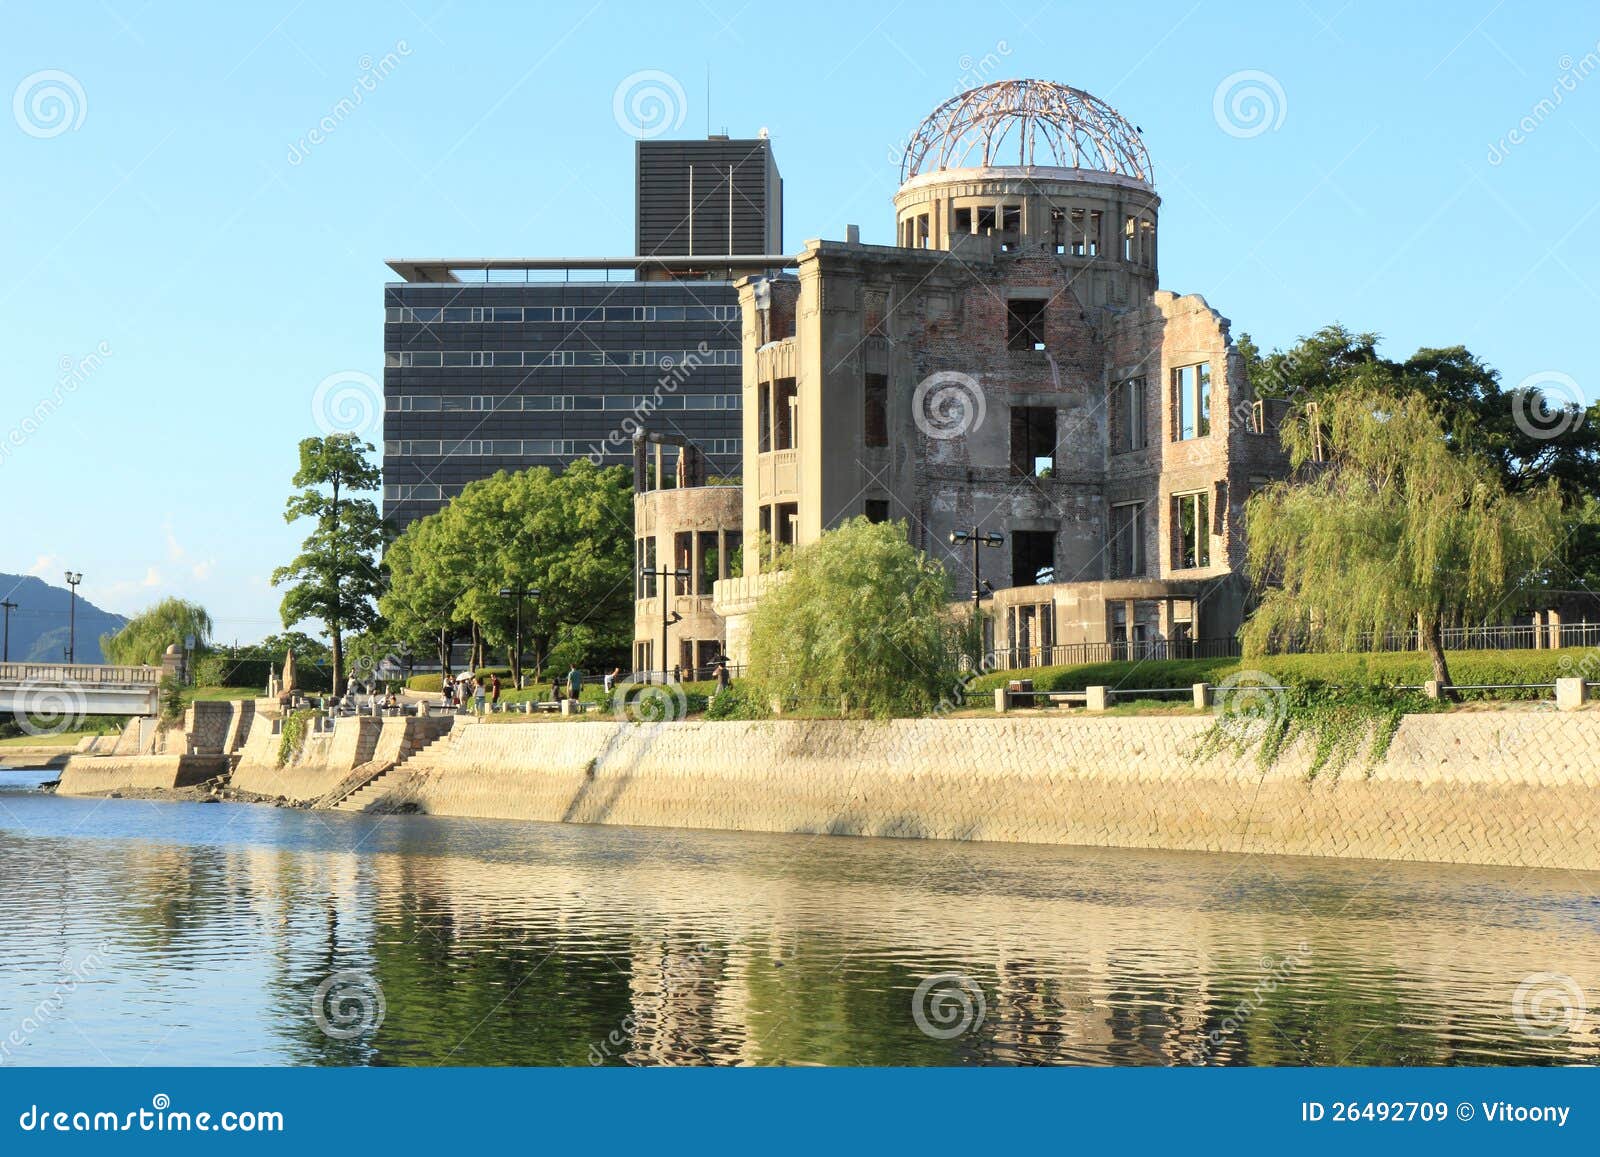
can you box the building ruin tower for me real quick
[717,79,1288,666]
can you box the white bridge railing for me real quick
[0,663,161,686]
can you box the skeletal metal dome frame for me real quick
[900,79,1152,184]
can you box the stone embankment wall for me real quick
[230,713,456,800]
[58,754,226,793]
[357,710,1600,871]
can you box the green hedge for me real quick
[195,655,330,692]
[408,674,442,692]
[969,648,1589,702]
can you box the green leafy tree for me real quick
[237,631,331,666]
[381,459,634,685]
[271,435,386,695]
[1240,325,1599,583]
[100,597,213,666]
[1243,385,1566,690]
[380,509,473,675]
[747,517,960,718]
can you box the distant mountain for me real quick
[0,574,128,664]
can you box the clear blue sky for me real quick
[3,1,1596,642]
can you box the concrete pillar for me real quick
[994,687,1009,713]
[1548,609,1563,650]
[1086,685,1110,713]
[1192,683,1212,709]
[1423,679,1444,701]
[1532,610,1545,649]
[1555,677,1587,712]
[1123,599,1136,656]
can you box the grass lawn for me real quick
[0,726,118,748]
[184,686,265,702]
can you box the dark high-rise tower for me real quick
[636,135,782,258]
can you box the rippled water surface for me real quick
[2,768,1597,1066]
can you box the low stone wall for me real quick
[58,754,227,794]
[361,710,1600,871]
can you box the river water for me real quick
[1,768,1596,1067]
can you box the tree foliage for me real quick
[1240,324,1598,583]
[271,435,386,695]
[1242,384,1566,688]
[381,459,634,683]
[100,597,214,666]
[746,518,960,718]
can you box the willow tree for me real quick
[747,517,959,718]
[1242,384,1565,688]
[100,597,213,666]
[271,435,386,695]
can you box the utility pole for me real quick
[0,599,15,663]
[639,563,691,683]
[63,572,82,665]
[498,584,540,689]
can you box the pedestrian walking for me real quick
[550,674,562,703]
[473,676,487,715]
[566,665,583,703]
[713,661,730,697]
[490,672,501,713]
[603,666,619,694]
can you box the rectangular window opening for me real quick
[1010,405,1057,476]
[864,373,888,448]
[1006,298,1047,352]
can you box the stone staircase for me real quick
[320,721,461,812]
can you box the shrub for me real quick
[408,674,442,693]
[276,709,316,767]
[705,683,767,721]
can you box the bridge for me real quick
[0,663,161,718]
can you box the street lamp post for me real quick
[498,585,540,689]
[639,564,691,683]
[63,572,82,665]
[0,599,15,663]
[949,529,1003,662]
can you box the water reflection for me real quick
[1,780,1597,1066]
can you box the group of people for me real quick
[441,671,501,714]
[339,678,402,715]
